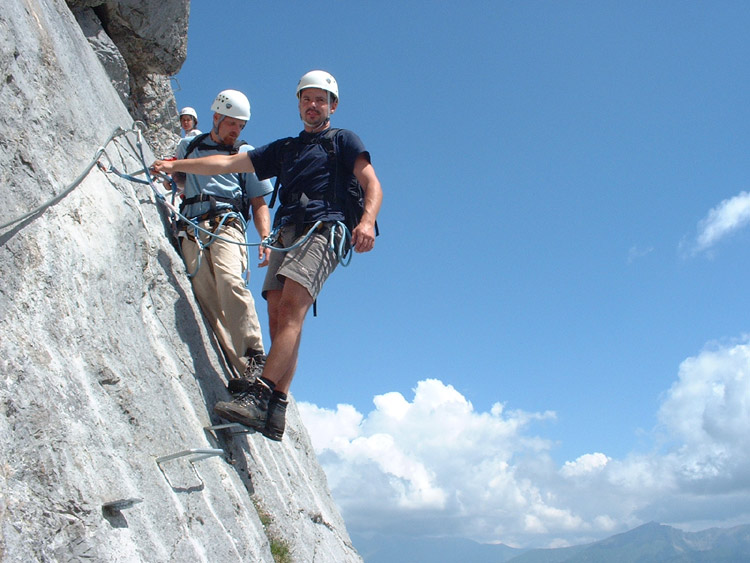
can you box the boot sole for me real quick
[214,403,266,432]
[261,428,283,441]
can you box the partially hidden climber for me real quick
[179,106,201,137]
[169,89,272,393]
[153,70,383,442]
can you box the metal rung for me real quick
[205,423,247,431]
[204,422,251,438]
[102,498,143,514]
[155,448,225,465]
[155,448,225,490]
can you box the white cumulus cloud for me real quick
[688,191,750,255]
[656,340,750,483]
[560,453,611,478]
[299,346,750,548]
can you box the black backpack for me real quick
[269,128,379,236]
[179,133,251,220]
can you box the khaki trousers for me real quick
[181,220,265,375]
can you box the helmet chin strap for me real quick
[211,115,243,145]
[303,115,330,132]
[211,115,226,143]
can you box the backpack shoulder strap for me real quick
[269,136,298,209]
[323,128,379,236]
[182,135,250,218]
[234,140,248,192]
[320,128,340,152]
[183,132,211,159]
[320,128,342,203]
[184,133,242,159]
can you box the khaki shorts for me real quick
[262,223,339,301]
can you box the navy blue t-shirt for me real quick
[248,128,369,227]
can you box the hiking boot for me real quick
[214,377,272,431]
[244,353,267,380]
[262,396,288,442]
[227,377,252,396]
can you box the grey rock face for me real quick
[95,0,188,76]
[65,0,186,156]
[65,0,104,9]
[95,0,188,156]
[0,0,361,561]
[130,71,182,158]
[73,7,131,108]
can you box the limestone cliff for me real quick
[69,0,188,156]
[0,0,362,561]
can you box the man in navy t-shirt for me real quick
[154,70,383,441]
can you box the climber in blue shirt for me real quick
[171,90,272,388]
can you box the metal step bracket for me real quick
[155,448,225,490]
[204,422,251,438]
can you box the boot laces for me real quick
[234,378,271,409]
[244,354,267,379]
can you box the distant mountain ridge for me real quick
[511,522,750,562]
[353,522,750,563]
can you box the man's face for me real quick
[298,87,337,128]
[213,115,246,144]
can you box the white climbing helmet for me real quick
[179,107,198,120]
[210,90,251,121]
[296,70,339,102]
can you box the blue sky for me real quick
[174,0,750,550]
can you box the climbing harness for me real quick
[261,220,355,267]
